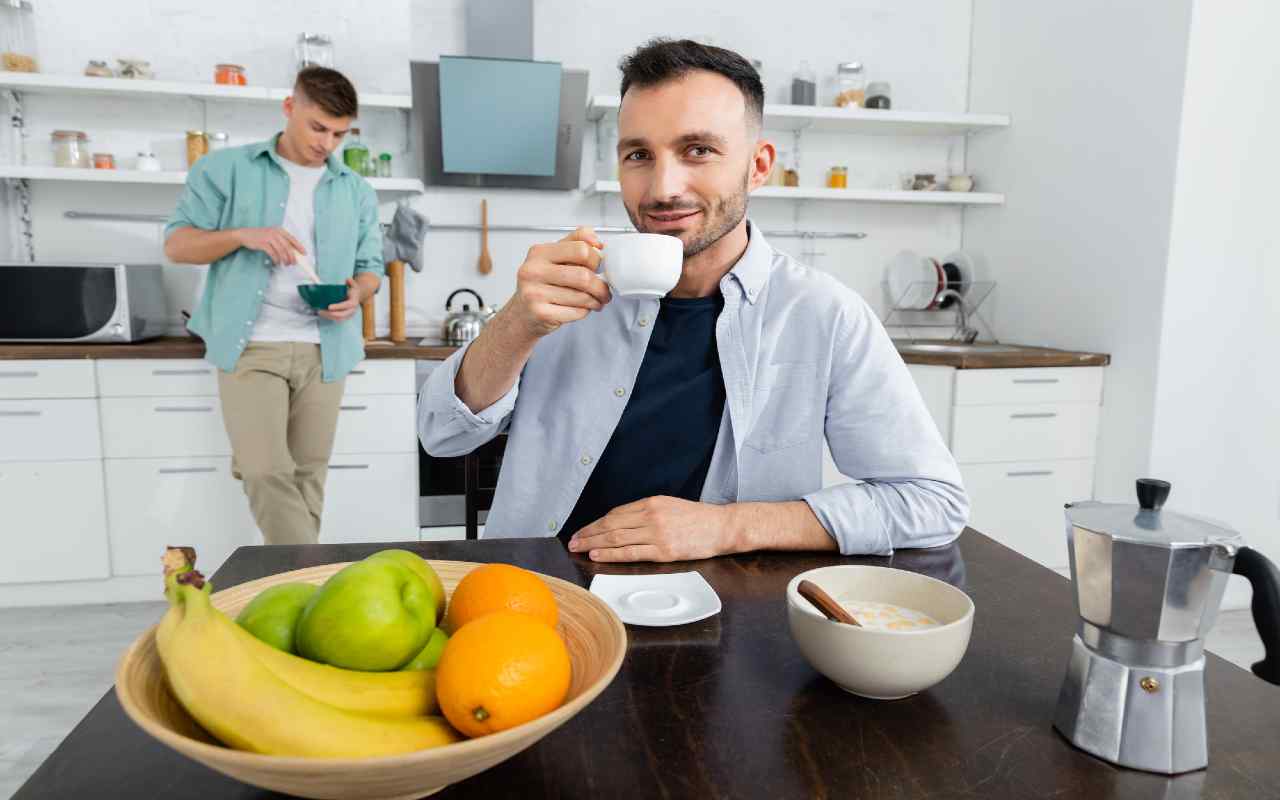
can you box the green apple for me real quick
[401,628,448,671]
[366,549,447,623]
[234,582,318,654]
[295,559,436,671]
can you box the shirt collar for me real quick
[722,220,773,304]
[253,133,352,179]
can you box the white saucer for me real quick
[589,572,722,627]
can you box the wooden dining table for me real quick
[14,530,1280,799]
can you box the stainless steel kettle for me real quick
[442,288,494,346]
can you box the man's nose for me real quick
[647,155,688,203]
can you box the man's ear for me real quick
[750,139,777,191]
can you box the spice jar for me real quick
[826,166,848,189]
[376,152,392,178]
[0,1,39,73]
[84,60,113,78]
[865,81,891,110]
[214,63,247,86]
[92,153,115,170]
[185,130,209,167]
[791,61,817,106]
[296,33,334,70]
[834,62,866,108]
[51,131,89,168]
[208,131,229,153]
[783,166,800,187]
[116,59,153,79]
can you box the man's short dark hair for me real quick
[294,66,359,119]
[618,38,764,130]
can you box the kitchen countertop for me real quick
[15,531,1279,798]
[0,337,1109,369]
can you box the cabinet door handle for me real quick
[0,370,38,379]
[1007,469,1054,477]
[154,405,214,413]
[152,368,212,376]
[1010,412,1058,419]
[349,369,367,375]
[158,466,218,475]
[0,409,41,417]
[328,463,370,470]
[1012,378,1060,384]
[340,404,368,411]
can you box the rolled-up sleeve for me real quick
[353,184,385,280]
[165,159,225,238]
[417,341,519,457]
[802,297,969,555]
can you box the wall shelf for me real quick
[589,180,1004,206]
[586,95,1009,136]
[0,72,411,110]
[0,165,423,193]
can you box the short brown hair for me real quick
[619,39,764,131]
[294,66,358,118]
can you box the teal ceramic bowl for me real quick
[297,283,349,310]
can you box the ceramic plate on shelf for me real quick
[589,572,722,627]
[885,250,940,310]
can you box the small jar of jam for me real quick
[214,64,247,86]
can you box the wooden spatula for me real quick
[477,198,492,275]
[798,579,862,626]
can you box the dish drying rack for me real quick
[880,280,997,343]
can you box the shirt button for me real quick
[279,202,285,208]
[580,455,593,466]
[547,520,557,531]
[238,338,245,345]
[614,387,626,398]
[257,290,264,296]
[637,316,648,327]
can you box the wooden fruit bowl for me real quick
[115,560,627,799]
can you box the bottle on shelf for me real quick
[342,127,369,176]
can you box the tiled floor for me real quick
[0,603,1268,797]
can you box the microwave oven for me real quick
[0,262,169,342]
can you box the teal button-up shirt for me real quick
[165,134,384,382]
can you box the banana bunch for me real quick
[155,549,459,758]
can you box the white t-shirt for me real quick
[251,157,327,343]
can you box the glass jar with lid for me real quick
[834,62,866,108]
[214,64,247,86]
[51,131,89,168]
[296,33,334,70]
[208,131,230,153]
[1,1,39,73]
[342,127,369,175]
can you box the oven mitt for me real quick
[381,202,429,272]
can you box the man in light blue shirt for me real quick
[419,39,968,561]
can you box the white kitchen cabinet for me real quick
[951,403,1101,463]
[0,460,109,584]
[332,396,417,455]
[344,361,416,395]
[96,359,218,397]
[959,459,1094,569]
[906,364,955,443]
[954,367,1103,406]
[0,360,97,399]
[0,398,102,461]
[99,396,229,459]
[322,454,419,544]
[104,457,257,578]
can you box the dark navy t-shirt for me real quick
[559,294,727,541]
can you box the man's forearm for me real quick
[454,306,538,414]
[164,227,243,265]
[725,500,837,554]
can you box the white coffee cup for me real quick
[598,233,683,298]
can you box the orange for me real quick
[435,611,572,737]
[443,563,558,633]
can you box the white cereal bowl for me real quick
[786,565,974,700]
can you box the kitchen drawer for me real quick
[960,459,1095,570]
[0,398,101,461]
[104,457,257,577]
[332,395,417,454]
[951,403,1100,463]
[322,453,418,543]
[100,396,229,459]
[97,359,218,397]
[0,460,109,583]
[345,360,415,395]
[0,360,96,399]
[954,367,1103,406]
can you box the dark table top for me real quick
[15,531,1280,799]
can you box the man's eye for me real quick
[688,146,713,157]
[623,151,649,161]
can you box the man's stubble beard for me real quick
[627,170,750,258]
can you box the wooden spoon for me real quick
[477,198,492,275]
[798,579,862,626]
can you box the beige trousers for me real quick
[217,342,346,545]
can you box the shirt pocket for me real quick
[745,362,820,453]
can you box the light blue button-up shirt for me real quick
[165,134,384,382]
[419,223,969,554]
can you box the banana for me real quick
[156,574,459,758]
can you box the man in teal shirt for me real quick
[164,66,384,545]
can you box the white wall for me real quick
[5,0,979,340]
[964,0,1194,503]
[1149,0,1280,595]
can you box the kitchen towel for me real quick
[382,202,430,272]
